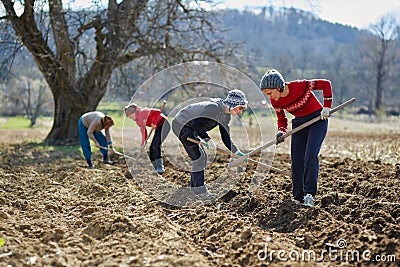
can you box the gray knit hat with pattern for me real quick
[223,89,248,110]
[260,69,285,90]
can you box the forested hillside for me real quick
[220,7,361,72]
[218,7,399,111]
[1,6,399,114]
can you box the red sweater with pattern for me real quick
[135,108,167,145]
[270,79,333,132]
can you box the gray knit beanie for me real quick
[223,89,248,110]
[260,69,285,90]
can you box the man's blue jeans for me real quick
[78,117,108,163]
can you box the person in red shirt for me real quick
[260,69,332,208]
[125,103,170,174]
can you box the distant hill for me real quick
[217,7,364,76]
[215,6,400,109]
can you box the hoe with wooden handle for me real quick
[187,137,291,176]
[227,97,356,168]
[99,146,138,161]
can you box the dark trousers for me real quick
[291,110,328,202]
[172,119,207,187]
[149,119,170,161]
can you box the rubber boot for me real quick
[155,158,164,174]
[151,161,157,169]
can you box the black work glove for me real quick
[276,131,285,144]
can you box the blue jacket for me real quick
[173,98,239,153]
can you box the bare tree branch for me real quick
[0,0,237,143]
[360,15,400,111]
[49,0,75,79]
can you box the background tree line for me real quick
[218,7,400,113]
[0,2,399,143]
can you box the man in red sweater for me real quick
[125,103,170,174]
[260,69,332,208]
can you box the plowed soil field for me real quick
[0,117,399,266]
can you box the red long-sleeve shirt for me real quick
[270,79,333,132]
[135,108,167,145]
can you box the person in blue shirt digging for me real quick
[78,111,116,168]
[172,89,247,196]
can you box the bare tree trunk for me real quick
[375,63,384,110]
[46,91,95,144]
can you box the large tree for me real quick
[0,0,231,144]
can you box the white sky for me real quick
[7,0,399,29]
[219,0,400,29]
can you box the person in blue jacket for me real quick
[172,89,247,195]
